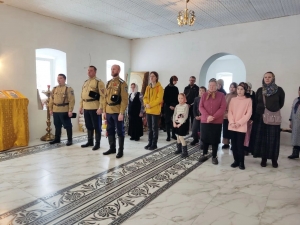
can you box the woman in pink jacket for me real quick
[228,82,252,170]
[199,78,226,165]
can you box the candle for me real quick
[47,85,50,89]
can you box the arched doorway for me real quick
[199,53,246,92]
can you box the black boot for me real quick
[103,136,116,155]
[288,147,300,159]
[81,130,94,148]
[66,128,73,146]
[181,145,188,158]
[174,143,182,154]
[171,128,177,140]
[190,139,198,146]
[49,128,61,144]
[148,140,158,150]
[145,132,153,150]
[116,136,124,158]
[92,132,101,150]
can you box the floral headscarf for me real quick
[262,72,278,97]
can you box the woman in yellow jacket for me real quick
[143,71,164,150]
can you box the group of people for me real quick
[48,67,300,167]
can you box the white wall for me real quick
[131,14,300,142]
[206,57,247,91]
[0,5,131,141]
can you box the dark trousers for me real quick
[202,142,218,158]
[84,109,102,134]
[231,131,246,163]
[53,112,72,129]
[192,119,200,141]
[164,105,175,137]
[186,108,194,132]
[146,114,160,145]
[106,113,125,137]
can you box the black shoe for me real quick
[239,162,245,170]
[190,139,198,146]
[49,139,60,145]
[231,161,239,168]
[212,157,218,165]
[130,137,134,140]
[288,147,299,159]
[92,143,100,151]
[171,135,177,140]
[174,143,182,154]
[244,151,249,156]
[103,149,116,155]
[222,144,230,149]
[181,145,188,158]
[166,137,171,141]
[144,143,151,150]
[199,154,208,162]
[135,138,140,141]
[148,145,157,150]
[66,140,72,146]
[272,159,278,168]
[261,158,267,167]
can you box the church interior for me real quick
[0,0,300,224]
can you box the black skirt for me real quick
[128,116,143,139]
[222,119,232,139]
[201,123,222,145]
[174,121,188,136]
[252,114,281,160]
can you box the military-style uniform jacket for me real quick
[103,76,129,114]
[80,77,105,110]
[49,85,75,112]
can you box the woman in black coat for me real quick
[163,76,179,141]
[128,83,144,141]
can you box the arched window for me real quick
[35,48,66,110]
[106,60,125,82]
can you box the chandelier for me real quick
[177,0,196,26]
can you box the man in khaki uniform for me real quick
[79,66,105,150]
[103,65,128,158]
[49,74,75,146]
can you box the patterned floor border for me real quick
[0,135,87,162]
[0,138,211,225]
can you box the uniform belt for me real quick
[83,99,97,102]
[54,103,69,107]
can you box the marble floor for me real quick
[0,131,299,225]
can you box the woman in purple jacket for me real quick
[199,78,227,165]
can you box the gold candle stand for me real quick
[40,85,55,141]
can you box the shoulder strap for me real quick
[262,93,266,107]
[106,80,111,88]
[63,87,68,104]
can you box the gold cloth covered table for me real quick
[0,90,29,151]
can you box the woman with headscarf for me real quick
[222,82,237,149]
[288,86,300,159]
[217,79,227,95]
[244,82,256,155]
[128,83,144,141]
[199,78,226,165]
[252,72,285,168]
[163,76,179,141]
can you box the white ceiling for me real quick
[3,0,300,39]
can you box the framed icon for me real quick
[0,91,8,98]
[6,90,19,98]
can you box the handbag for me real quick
[244,121,253,147]
[262,95,281,125]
